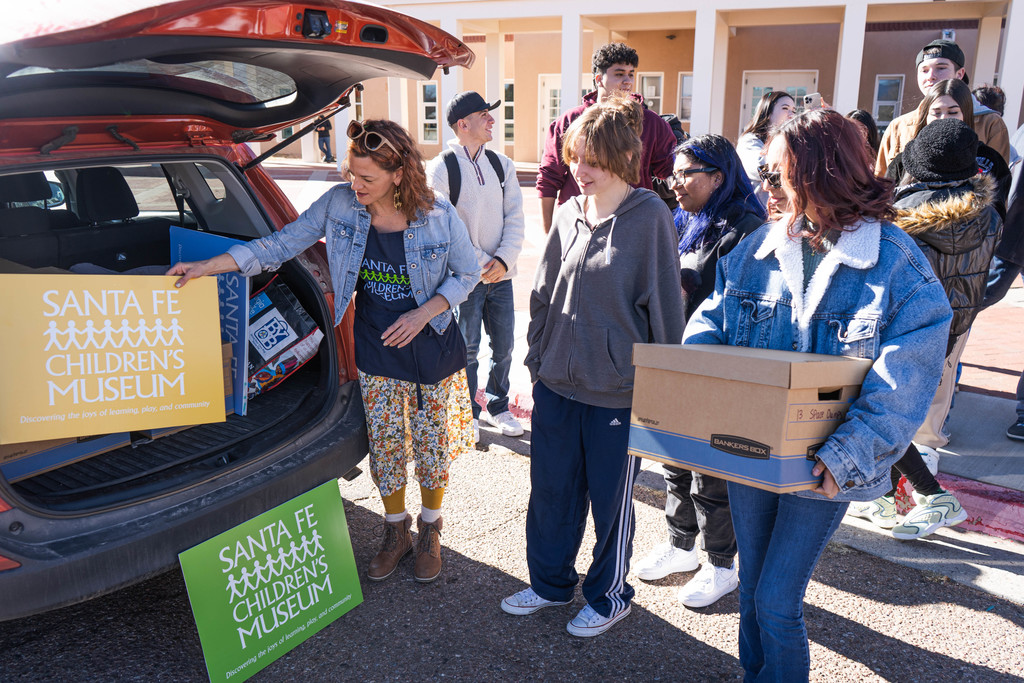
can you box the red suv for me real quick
[0,0,472,620]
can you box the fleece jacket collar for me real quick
[755,216,881,340]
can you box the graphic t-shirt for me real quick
[354,225,418,380]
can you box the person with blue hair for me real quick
[634,133,766,608]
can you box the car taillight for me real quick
[0,497,10,513]
[0,555,20,571]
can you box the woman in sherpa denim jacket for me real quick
[683,110,952,683]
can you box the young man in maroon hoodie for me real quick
[536,42,677,233]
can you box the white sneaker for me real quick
[501,587,571,615]
[634,542,699,581]
[482,410,524,437]
[678,563,738,608]
[473,419,480,444]
[566,603,631,637]
[891,490,968,540]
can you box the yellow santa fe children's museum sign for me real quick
[0,274,225,444]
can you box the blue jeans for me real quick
[727,482,849,683]
[318,135,333,160]
[457,279,514,418]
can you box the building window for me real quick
[503,80,515,143]
[873,75,904,131]
[638,73,664,113]
[677,73,693,121]
[419,81,439,143]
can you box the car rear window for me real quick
[8,60,296,105]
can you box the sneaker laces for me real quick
[574,604,600,626]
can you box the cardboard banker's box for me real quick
[628,344,872,493]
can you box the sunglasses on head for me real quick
[347,120,403,160]
[757,164,782,189]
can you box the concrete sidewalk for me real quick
[264,158,1024,544]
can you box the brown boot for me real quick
[367,514,413,581]
[414,515,443,583]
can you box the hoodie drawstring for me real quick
[605,215,617,265]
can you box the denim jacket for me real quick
[228,183,481,334]
[684,217,953,502]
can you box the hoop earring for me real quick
[393,186,403,211]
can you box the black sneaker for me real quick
[1006,420,1024,441]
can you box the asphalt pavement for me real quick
[5,158,1021,682]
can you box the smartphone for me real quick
[803,93,822,110]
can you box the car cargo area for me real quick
[0,158,339,512]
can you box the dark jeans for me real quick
[318,135,333,160]
[456,279,514,419]
[663,465,736,568]
[728,482,848,683]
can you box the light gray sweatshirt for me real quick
[526,187,686,408]
[427,141,525,279]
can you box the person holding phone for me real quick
[685,109,951,681]
[736,91,797,207]
[168,119,480,585]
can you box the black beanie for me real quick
[902,118,978,183]
[916,39,965,69]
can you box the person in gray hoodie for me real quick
[500,97,685,637]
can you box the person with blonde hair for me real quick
[501,96,685,637]
[168,119,480,584]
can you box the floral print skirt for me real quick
[358,369,474,497]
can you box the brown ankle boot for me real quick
[414,515,443,583]
[368,514,413,581]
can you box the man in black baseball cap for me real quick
[877,37,1010,175]
[445,91,500,128]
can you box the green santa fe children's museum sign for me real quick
[179,481,363,682]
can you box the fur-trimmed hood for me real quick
[893,173,997,255]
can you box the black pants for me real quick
[663,465,736,568]
[886,443,943,497]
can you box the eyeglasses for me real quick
[347,120,403,160]
[757,165,782,189]
[670,167,718,186]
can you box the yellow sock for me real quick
[420,486,444,521]
[382,487,406,517]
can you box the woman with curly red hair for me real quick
[168,119,480,584]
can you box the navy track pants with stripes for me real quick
[526,380,642,618]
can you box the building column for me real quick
[1002,0,1024,132]
[440,17,463,149]
[691,8,729,136]
[832,0,867,116]
[486,32,505,151]
[387,77,407,129]
[560,12,582,115]
[973,15,1001,88]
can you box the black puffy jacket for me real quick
[893,173,1002,350]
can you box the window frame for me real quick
[872,74,905,130]
[637,71,665,114]
[503,79,514,145]
[677,72,693,122]
[417,80,439,144]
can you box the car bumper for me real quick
[0,381,367,622]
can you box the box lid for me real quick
[632,343,872,389]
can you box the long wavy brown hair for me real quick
[347,119,434,222]
[775,109,895,249]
